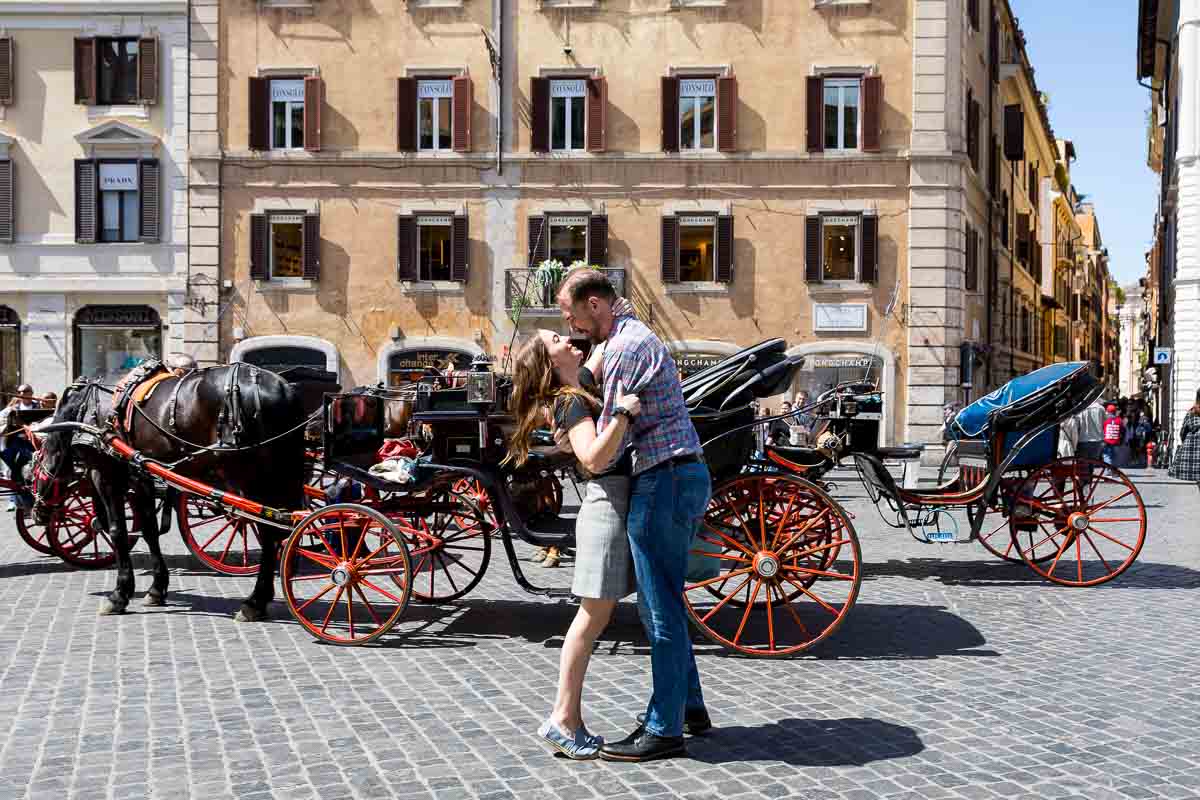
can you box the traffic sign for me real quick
[1153,347,1172,365]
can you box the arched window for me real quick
[73,305,162,384]
[0,306,20,396]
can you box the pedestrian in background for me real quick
[1169,389,1200,493]
[1102,403,1124,466]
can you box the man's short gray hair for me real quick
[559,269,617,305]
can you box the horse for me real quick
[32,364,308,621]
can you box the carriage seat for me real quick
[766,444,830,468]
[876,445,923,461]
[852,451,904,504]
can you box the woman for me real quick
[1169,389,1200,492]
[507,329,640,760]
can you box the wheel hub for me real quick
[1068,512,1090,532]
[753,552,780,578]
[330,563,354,587]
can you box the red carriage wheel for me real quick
[177,493,265,576]
[968,476,1057,564]
[281,503,413,645]
[403,486,492,604]
[48,486,143,569]
[684,475,861,657]
[451,477,498,528]
[1008,457,1146,586]
[15,507,55,556]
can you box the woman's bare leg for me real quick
[550,597,616,732]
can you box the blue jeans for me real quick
[1102,444,1116,465]
[627,459,711,738]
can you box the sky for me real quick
[1010,0,1157,286]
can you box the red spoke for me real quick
[436,551,463,592]
[200,520,235,551]
[1081,531,1114,574]
[699,525,757,559]
[1087,489,1134,516]
[771,510,831,559]
[357,567,413,577]
[732,580,763,646]
[1044,532,1075,577]
[346,588,355,639]
[1085,526,1138,552]
[1076,535,1083,583]
[687,567,754,591]
[295,548,338,569]
[1021,525,1070,558]
[774,582,812,640]
[320,586,346,632]
[781,565,855,581]
[701,574,753,623]
[353,584,382,626]
[296,581,336,613]
[779,536,849,562]
[764,582,776,651]
[1089,517,1141,523]
[358,577,407,605]
[781,574,842,617]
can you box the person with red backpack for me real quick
[1103,404,1125,466]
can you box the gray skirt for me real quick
[572,474,637,600]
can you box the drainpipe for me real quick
[496,0,503,175]
[985,1,997,389]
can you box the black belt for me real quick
[667,452,704,467]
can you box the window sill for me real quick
[539,0,599,8]
[665,282,731,296]
[255,279,317,293]
[808,282,874,296]
[671,0,728,7]
[87,105,149,122]
[401,281,465,295]
[813,0,871,7]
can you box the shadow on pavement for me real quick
[687,717,924,765]
[0,557,78,578]
[861,558,1200,589]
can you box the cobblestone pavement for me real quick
[0,469,1197,800]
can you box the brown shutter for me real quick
[396,216,417,280]
[302,213,320,280]
[138,159,160,243]
[806,76,824,153]
[661,76,679,153]
[968,0,980,31]
[660,216,679,283]
[860,215,879,284]
[587,214,608,267]
[586,77,607,153]
[530,78,550,152]
[527,215,547,267]
[805,215,822,281]
[1003,104,1024,161]
[137,38,158,105]
[451,214,469,282]
[250,214,268,280]
[862,75,882,153]
[0,160,13,243]
[989,15,1000,84]
[74,160,97,244]
[304,76,322,152]
[396,78,417,152]
[452,75,472,152]
[989,134,1000,196]
[248,77,270,150]
[717,76,737,153]
[716,215,734,282]
[1016,213,1030,262]
[0,38,13,106]
[965,224,977,291]
[74,38,97,105]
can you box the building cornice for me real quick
[0,1,187,13]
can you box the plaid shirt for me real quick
[597,316,701,475]
[1170,411,1200,482]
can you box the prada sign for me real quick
[99,163,139,191]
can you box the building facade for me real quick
[0,0,189,393]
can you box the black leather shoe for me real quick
[635,708,713,736]
[598,726,686,763]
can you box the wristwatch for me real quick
[614,406,634,421]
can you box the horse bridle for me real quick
[31,380,96,511]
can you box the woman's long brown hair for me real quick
[504,335,598,468]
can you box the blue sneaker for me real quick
[537,719,603,760]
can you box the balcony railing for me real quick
[505,268,627,316]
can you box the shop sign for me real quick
[75,305,161,328]
[270,80,305,102]
[388,349,474,385]
[813,303,868,332]
[680,78,715,97]
[418,80,453,99]
[673,352,727,378]
[810,356,876,370]
[99,163,139,191]
[550,79,586,97]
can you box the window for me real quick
[388,349,474,387]
[99,162,140,243]
[96,39,138,105]
[550,80,586,151]
[0,307,20,398]
[548,215,588,264]
[75,38,157,106]
[966,88,979,171]
[417,215,453,281]
[418,80,453,151]
[679,78,716,151]
[73,305,162,384]
[821,216,859,281]
[269,215,304,279]
[805,213,878,284]
[678,215,715,281]
[270,80,305,149]
[823,78,860,151]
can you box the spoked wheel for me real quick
[177,493,265,576]
[969,476,1057,564]
[1008,458,1147,586]
[15,505,55,556]
[48,486,143,569]
[281,503,414,645]
[402,486,493,604]
[451,477,498,528]
[684,475,861,657]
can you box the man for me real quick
[771,401,794,447]
[1060,396,1108,461]
[1102,403,1124,466]
[791,391,816,446]
[557,270,711,762]
[1,385,40,511]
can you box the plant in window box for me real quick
[534,258,566,289]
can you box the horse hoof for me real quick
[98,598,128,616]
[234,604,268,623]
[143,592,167,607]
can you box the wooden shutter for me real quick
[587,214,608,268]
[137,38,158,105]
[966,91,979,170]
[74,38,97,105]
[862,75,882,153]
[527,215,547,267]
[530,78,550,152]
[989,134,1000,196]
[1003,104,1024,161]
[451,214,469,282]
[806,77,824,153]
[138,159,160,243]
[248,77,270,150]
[717,76,737,153]
[660,216,679,283]
[661,76,679,153]
[396,216,417,281]
[304,76,322,152]
[452,75,472,152]
[716,215,734,282]
[0,160,12,243]
[860,215,879,283]
[0,38,13,106]
[965,223,977,291]
[302,213,320,280]
[968,0,980,31]
[74,159,97,244]
[396,78,417,152]
[1015,213,1030,262]
[805,215,822,281]
[586,77,607,153]
[989,15,1000,84]
[250,214,268,280]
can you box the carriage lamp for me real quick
[466,353,497,408]
[842,398,859,417]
